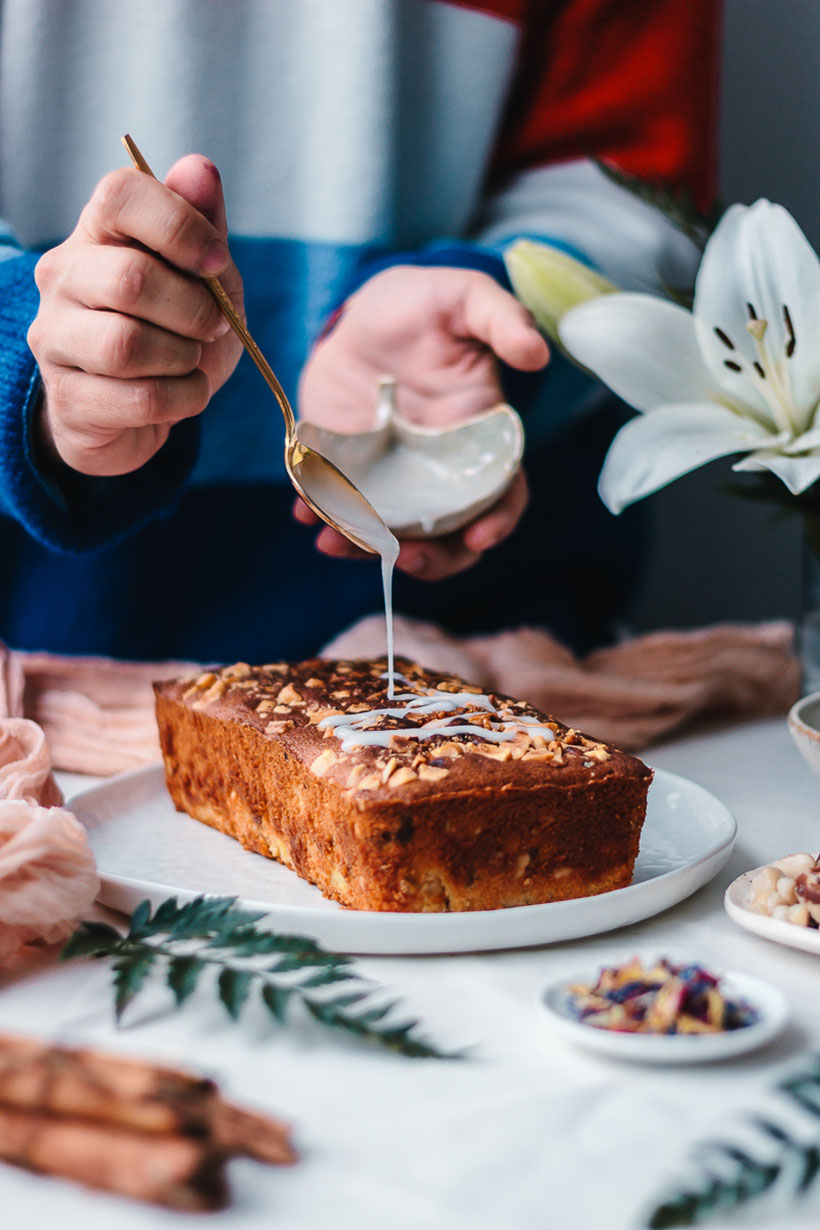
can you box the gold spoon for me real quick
[121,134,396,558]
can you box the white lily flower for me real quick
[558,200,820,513]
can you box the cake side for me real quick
[155,658,652,912]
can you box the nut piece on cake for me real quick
[155,658,653,913]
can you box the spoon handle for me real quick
[121,134,297,439]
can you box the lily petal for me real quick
[695,201,820,424]
[598,402,774,514]
[732,449,820,495]
[786,294,820,427]
[559,294,720,412]
[783,425,820,453]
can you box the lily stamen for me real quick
[745,316,797,435]
[783,304,797,358]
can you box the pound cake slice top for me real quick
[158,657,650,799]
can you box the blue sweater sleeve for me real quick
[0,245,200,554]
[328,238,604,450]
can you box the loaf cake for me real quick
[154,658,653,913]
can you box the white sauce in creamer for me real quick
[318,684,558,751]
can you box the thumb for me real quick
[459,274,550,372]
[164,155,243,311]
[165,154,228,240]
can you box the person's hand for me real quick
[28,156,244,477]
[297,265,549,579]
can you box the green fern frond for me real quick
[62,896,454,1060]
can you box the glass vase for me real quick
[801,516,820,693]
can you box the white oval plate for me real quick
[725,869,820,955]
[542,964,787,1063]
[70,765,736,956]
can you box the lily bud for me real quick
[504,240,616,345]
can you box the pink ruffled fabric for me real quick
[0,646,196,776]
[0,718,99,965]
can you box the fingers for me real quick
[314,524,373,561]
[42,367,211,436]
[79,165,230,277]
[461,468,529,553]
[41,243,230,343]
[292,469,528,578]
[31,306,203,378]
[458,276,550,372]
[164,156,244,315]
[292,497,319,525]
[399,469,529,580]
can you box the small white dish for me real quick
[296,387,524,538]
[788,690,820,778]
[542,961,787,1063]
[725,868,820,955]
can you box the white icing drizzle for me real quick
[318,686,559,752]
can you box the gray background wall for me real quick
[630,0,819,632]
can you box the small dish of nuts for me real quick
[725,853,820,955]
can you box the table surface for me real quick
[1,716,819,1230]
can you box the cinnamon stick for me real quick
[0,1105,228,1211]
[0,1032,296,1160]
[0,1033,297,1209]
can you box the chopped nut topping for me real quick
[514,852,531,879]
[522,749,552,762]
[418,764,449,782]
[347,703,371,713]
[277,683,303,706]
[584,746,611,762]
[308,707,343,725]
[381,756,399,784]
[356,772,382,791]
[192,678,228,708]
[186,671,216,695]
[261,662,287,672]
[475,745,513,761]
[305,677,324,687]
[331,690,350,699]
[436,742,464,758]
[346,764,367,788]
[310,749,338,777]
[221,662,251,681]
[256,699,275,713]
[273,704,292,714]
[387,766,418,788]
[266,719,295,734]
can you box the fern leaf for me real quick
[59,920,123,960]
[261,982,293,1024]
[166,954,204,1006]
[113,950,157,1021]
[217,967,256,1020]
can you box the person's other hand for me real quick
[297,265,548,579]
[28,156,244,477]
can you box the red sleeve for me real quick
[488,0,721,210]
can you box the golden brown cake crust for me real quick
[154,658,653,913]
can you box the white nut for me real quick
[776,876,797,903]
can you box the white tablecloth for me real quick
[1,716,819,1230]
